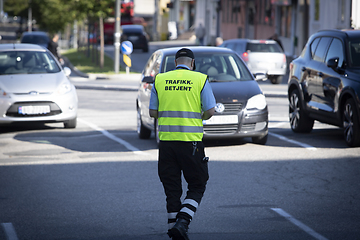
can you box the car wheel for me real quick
[64,118,77,129]
[154,119,160,147]
[343,98,360,147]
[289,89,314,133]
[252,133,268,145]
[269,75,283,84]
[137,108,151,139]
[143,47,149,52]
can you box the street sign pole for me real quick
[121,41,133,74]
[114,0,121,73]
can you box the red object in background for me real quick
[103,1,147,45]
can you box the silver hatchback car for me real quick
[0,44,78,128]
[220,39,287,84]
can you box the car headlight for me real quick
[246,94,267,110]
[57,82,72,95]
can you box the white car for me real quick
[0,44,78,128]
[220,39,287,84]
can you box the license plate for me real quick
[258,62,274,69]
[128,36,138,41]
[203,115,238,125]
[18,105,50,115]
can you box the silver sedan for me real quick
[0,44,78,128]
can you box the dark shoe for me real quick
[167,218,190,240]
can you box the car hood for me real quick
[0,72,67,94]
[210,80,263,103]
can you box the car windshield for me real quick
[0,51,61,75]
[163,52,253,82]
[247,42,282,53]
[21,35,49,44]
[349,40,360,67]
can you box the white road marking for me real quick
[78,118,148,155]
[271,208,328,240]
[269,132,317,150]
[1,223,19,240]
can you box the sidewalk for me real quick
[70,73,141,92]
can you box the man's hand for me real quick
[149,109,158,119]
[202,107,215,120]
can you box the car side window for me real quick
[310,38,320,58]
[313,37,332,62]
[325,38,344,68]
[234,43,244,53]
[143,53,157,76]
[226,43,235,51]
[152,53,162,75]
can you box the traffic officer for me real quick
[149,48,216,240]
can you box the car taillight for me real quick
[242,52,249,62]
[283,55,286,63]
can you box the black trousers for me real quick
[158,140,209,223]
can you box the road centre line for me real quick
[271,208,328,240]
[1,223,19,240]
[269,132,317,150]
[78,118,148,155]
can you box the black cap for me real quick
[175,48,194,59]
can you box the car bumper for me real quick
[0,91,78,124]
[203,108,268,139]
[248,65,286,76]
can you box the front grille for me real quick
[6,101,62,117]
[204,124,238,134]
[221,103,243,114]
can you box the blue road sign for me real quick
[121,41,133,55]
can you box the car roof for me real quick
[0,43,47,51]
[316,29,360,39]
[223,39,278,44]
[21,31,49,37]
[157,46,236,56]
[122,25,144,30]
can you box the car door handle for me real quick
[301,67,307,72]
[317,72,324,77]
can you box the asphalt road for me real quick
[1,87,359,240]
[0,42,359,240]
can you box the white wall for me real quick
[134,0,155,17]
[352,0,360,29]
[309,0,351,36]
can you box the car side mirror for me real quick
[327,57,339,70]
[142,76,154,83]
[63,67,71,77]
[254,72,267,81]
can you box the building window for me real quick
[314,0,320,21]
[280,6,292,38]
[265,0,272,25]
[340,0,345,22]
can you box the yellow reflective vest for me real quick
[155,69,208,141]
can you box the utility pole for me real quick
[28,0,32,32]
[114,0,121,73]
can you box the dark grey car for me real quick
[288,29,360,147]
[136,46,268,145]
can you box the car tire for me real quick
[343,98,360,147]
[269,75,283,84]
[289,89,314,133]
[143,46,149,52]
[154,119,160,147]
[64,118,77,129]
[252,133,268,145]
[137,108,151,139]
